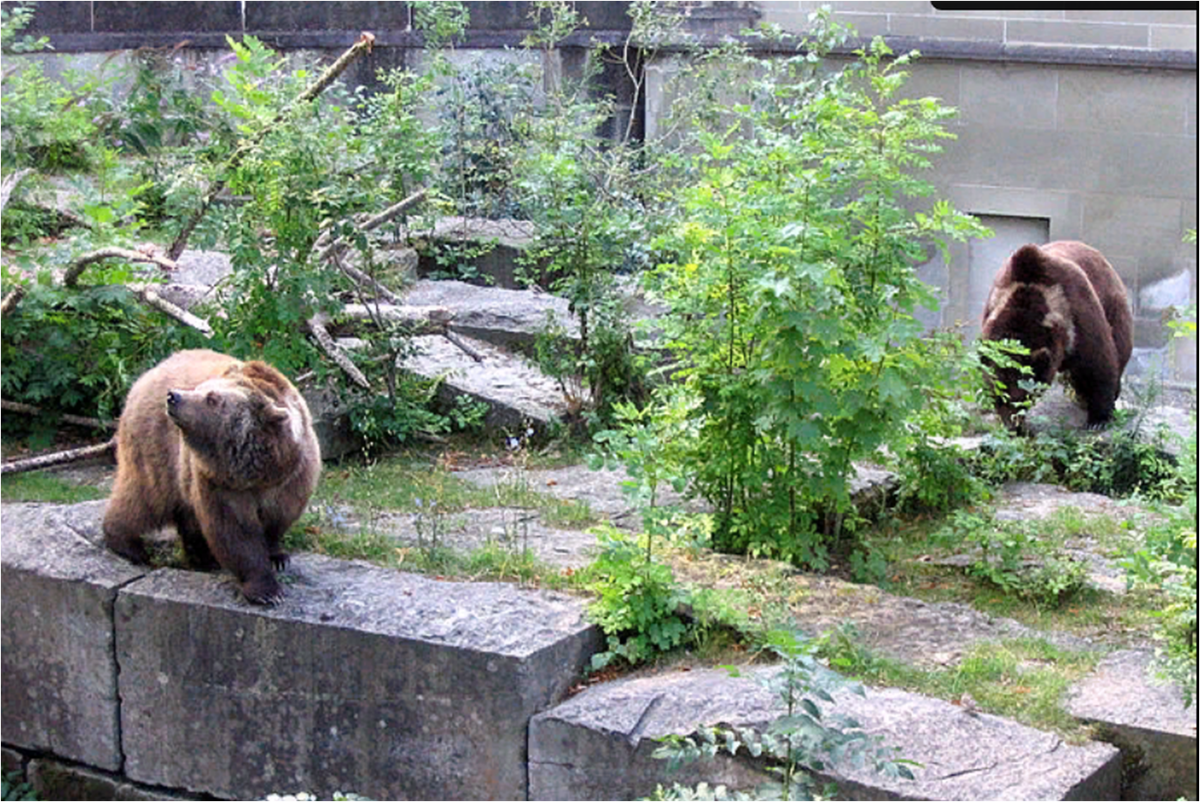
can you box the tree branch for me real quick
[1,399,118,430]
[1,287,25,317]
[0,167,35,214]
[307,313,371,389]
[63,247,179,288]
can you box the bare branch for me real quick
[307,313,371,389]
[1,399,118,430]
[443,330,486,363]
[0,439,116,475]
[131,285,214,337]
[1,167,35,214]
[64,247,178,288]
[339,303,454,333]
[315,189,429,263]
[1,287,25,317]
[329,249,403,305]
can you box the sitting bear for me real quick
[103,349,321,605]
[981,241,1132,430]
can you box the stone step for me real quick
[529,665,1122,801]
[404,277,577,349]
[1066,649,1198,800]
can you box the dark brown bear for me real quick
[103,349,321,604]
[981,241,1132,430]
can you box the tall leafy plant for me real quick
[648,21,989,566]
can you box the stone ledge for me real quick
[1066,649,1198,801]
[116,554,600,800]
[0,501,146,772]
[530,665,1122,801]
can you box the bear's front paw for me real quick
[270,551,290,572]
[241,575,285,606]
[107,539,151,566]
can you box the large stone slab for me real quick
[398,333,584,429]
[115,554,600,801]
[1066,649,1197,800]
[529,666,1122,801]
[0,501,147,771]
[403,278,578,348]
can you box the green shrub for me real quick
[933,510,1089,608]
[652,629,915,801]
[1,770,37,802]
[646,22,989,566]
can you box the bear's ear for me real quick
[262,402,290,424]
[1029,347,1054,380]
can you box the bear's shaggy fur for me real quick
[981,241,1132,430]
[103,349,321,604]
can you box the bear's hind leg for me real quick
[175,509,219,570]
[103,489,155,565]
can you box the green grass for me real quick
[313,456,598,528]
[0,472,106,503]
[819,628,1101,741]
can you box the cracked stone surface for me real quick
[529,665,1122,801]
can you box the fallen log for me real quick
[0,439,116,475]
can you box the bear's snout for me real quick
[166,390,182,417]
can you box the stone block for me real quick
[959,63,1058,130]
[245,2,409,32]
[115,555,600,800]
[458,0,633,30]
[93,1,242,33]
[1005,19,1149,48]
[1151,25,1199,51]
[530,666,1122,801]
[28,758,198,801]
[395,332,583,429]
[1066,649,1197,801]
[11,1,93,34]
[415,217,543,290]
[1058,68,1191,135]
[889,14,1004,41]
[0,501,146,772]
[1064,9,1198,26]
[1080,194,1182,279]
[403,278,577,348]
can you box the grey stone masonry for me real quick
[115,554,600,801]
[0,501,147,772]
[1066,650,1198,801]
[529,665,1123,801]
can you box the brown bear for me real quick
[103,349,321,605]
[981,240,1132,430]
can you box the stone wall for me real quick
[0,501,600,800]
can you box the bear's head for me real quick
[165,362,305,489]
[982,283,1071,431]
